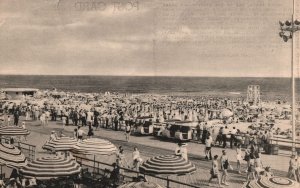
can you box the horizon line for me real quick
[0,74,293,78]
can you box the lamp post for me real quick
[279,16,300,154]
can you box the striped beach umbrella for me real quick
[19,156,81,180]
[72,138,117,155]
[42,136,77,152]
[118,181,165,188]
[139,155,196,175]
[0,126,30,136]
[0,142,27,168]
[243,176,300,188]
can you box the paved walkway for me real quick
[13,118,292,188]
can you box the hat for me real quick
[9,178,15,182]
[51,131,55,133]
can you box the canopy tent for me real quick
[139,155,196,175]
[19,156,81,180]
[243,176,299,188]
[42,136,77,152]
[72,138,117,155]
[0,126,30,136]
[0,142,27,168]
[118,181,165,188]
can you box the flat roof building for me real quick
[1,88,39,100]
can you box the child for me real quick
[21,122,27,141]
[262,166,273,178]
[21,121,26,129]
[246,161,256,181]
[7,115,11,126]
[254,157,264,178]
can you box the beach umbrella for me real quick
[243,176,299,188]
[72,138,117,155]
[220,109,233,118]
[0,142,27,168]
[42,136,77,152]
[118,181,165,188]
[139,155,196,175]
[0,126,30,136]
[19,155,81,180]
[249,105,259,110]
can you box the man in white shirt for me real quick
[222,126,229,148]
[230,127,237,148]
[205,133,213,160]
[87,110,94,126]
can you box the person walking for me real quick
[205,132,213,160]
[13,110,20,126]
[132,147,142,172]
[208,155,223,188]
[230,127,237,148]
[288,154,298,181]
[116,146,129,175]
[236,144,242,174]
[125,123,131,142]
[87,126,94,138]
[220,150,230,186]
[40,112,46,127]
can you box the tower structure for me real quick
[247,85,261,106]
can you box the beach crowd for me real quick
[0,89,297,187]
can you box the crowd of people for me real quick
[0,90,296,187]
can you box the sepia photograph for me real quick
[0,0,300,187]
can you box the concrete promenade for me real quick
[7,118,291,188]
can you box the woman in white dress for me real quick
[132,147,142,172]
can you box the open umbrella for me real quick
[243,176,299,188]
[0,126,30,136]
[42,136,77,152]
[139,155,196,175]
[0,142,27,168]
[118,181,165,188]
[72,138,117,155]
[220,109,233,118]
[19,155,81,180]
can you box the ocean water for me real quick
[0,75,299,100]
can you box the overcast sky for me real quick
[0,0,299,77]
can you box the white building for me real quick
[1,88,39,100]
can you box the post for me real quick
[291,13,296,155]
[93,155,96,177]
[167,176,170,188]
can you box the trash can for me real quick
[265,144,278,155]
[264,144,271,154]
[270,144,279,155]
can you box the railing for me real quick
[0,137,35,161]
[74,155,201,188]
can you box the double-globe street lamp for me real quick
[279,17,300,154]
